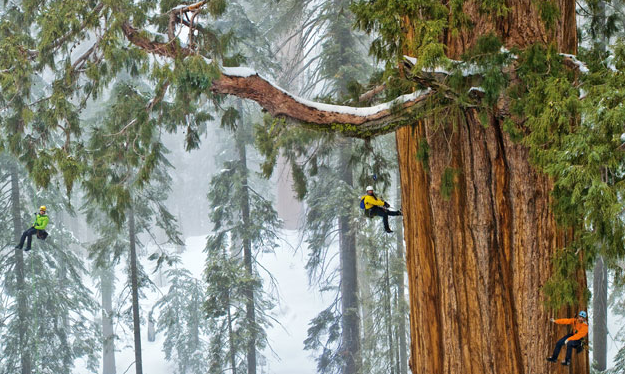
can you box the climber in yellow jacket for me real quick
[546,310,588,366]
[360,186,402,233]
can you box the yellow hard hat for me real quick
[39,206,46,212]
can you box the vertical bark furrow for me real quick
[490,117,524,373]
[397,124,444,374]
[398,110,587,373]
[462,109,494,374]
[401,0,586,373]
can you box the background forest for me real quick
[2,0,625,373]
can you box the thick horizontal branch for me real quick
[120,21,437,136]
[212,68,433,137]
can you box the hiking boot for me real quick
[561,360,570,366]
[385,229,394,233]
[546,357,557,363]
[24,247,31,252]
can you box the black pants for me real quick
[367,206,401,231]
[551,333,582,362]
[17,227,37,250]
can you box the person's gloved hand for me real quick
[565,339,569,345]
[550,318,554,323]
[383,202,390,208]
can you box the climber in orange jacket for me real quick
[546,310,588,366]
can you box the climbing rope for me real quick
[30,253,40,374]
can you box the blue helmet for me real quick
[578,311,587,319]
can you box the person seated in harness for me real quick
[546,310,588,366]
[360,186,402,233]
[14,206,49,252]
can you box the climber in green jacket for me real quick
[15,206,49,252]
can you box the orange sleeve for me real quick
[554,318,574,325]
[569,323,588,341]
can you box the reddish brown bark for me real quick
[394,0,588,372]
[211,74,432,134]
[397,112,587,374]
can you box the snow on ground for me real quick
[74,230,327,374]
[73,230,625,373]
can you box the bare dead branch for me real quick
[359,84,386,103]
[121,22,193,58]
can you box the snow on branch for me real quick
[169,0,207,13]
[213,67,434,137]
[120,22,435,137]
[560,54,590,73]
[402,50,590,76]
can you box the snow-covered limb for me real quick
[560,54,590,73]
[169,0,207,13]
[469,87,485,94]
[403,52,590,76]
[120,22,436,136]
[211,70,434,137]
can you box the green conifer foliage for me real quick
[204,112,281,374]
[0,154,100,374]
[154,266,209,374]
[350,0,625,308]
[80,76,183,374]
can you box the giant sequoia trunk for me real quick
[395,1,587,373]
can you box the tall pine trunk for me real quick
[227,295,237,374]
[383,246,395,374]
[10,164,31,374]
[338,141,361,374]
[592,8,609,370]
[101,259,117,374]
[235,120,257,374]
[128,205,143,374]
[592,255,607,371]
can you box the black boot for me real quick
[546,357,556,363]
[561,360,570,366]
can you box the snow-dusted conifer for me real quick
[83,81,184,374]
[204,110,281,374]
[154,265,208,374]
[0,154,100,374]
